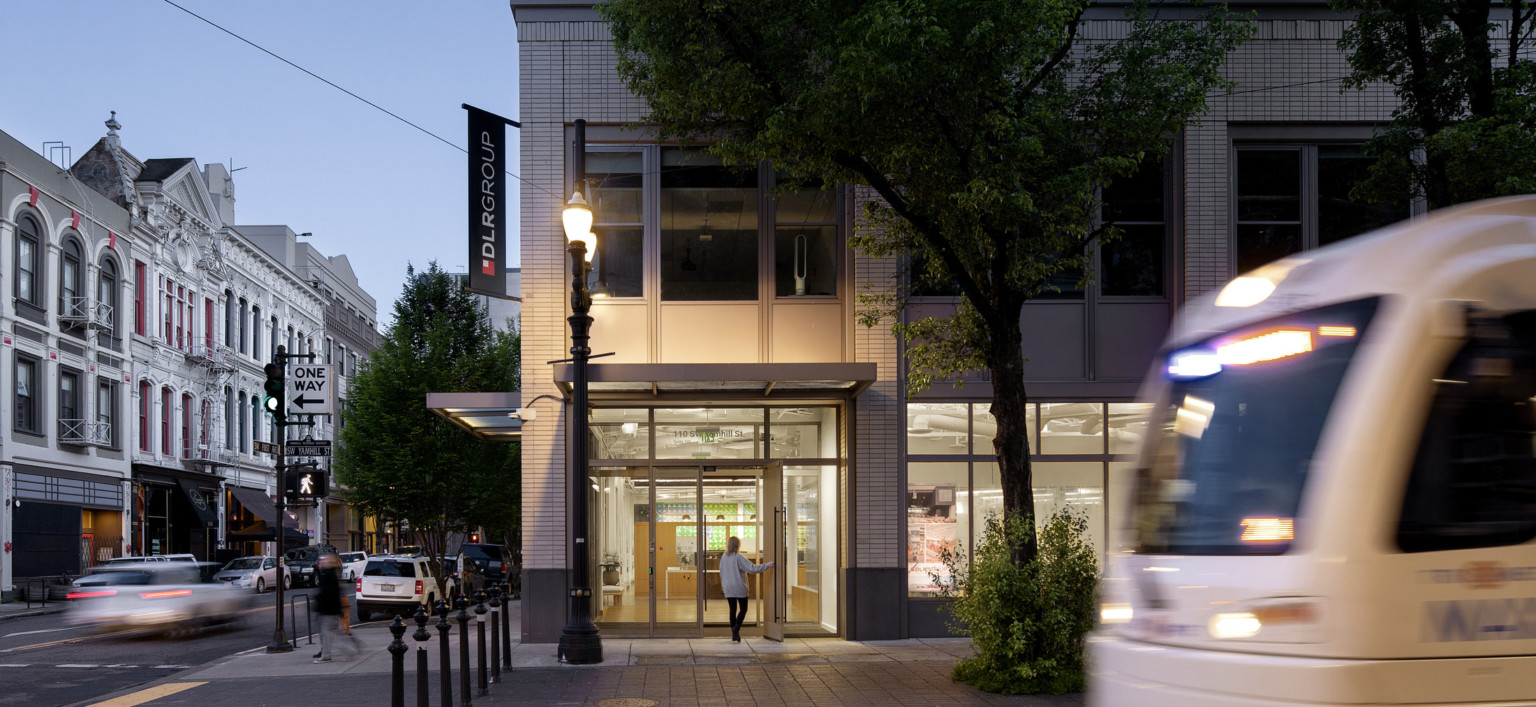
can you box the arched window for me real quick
[61,239,83,319]
[14,214,43,313]
[251,305,262,359]
[182,393,193,458]
[98,257,120,347]
[138,381,151,451]
[251,393,262,450]
[238,391,249,454]
[160,386,173,455]
[224,290,235,348]
[225,386,235,449]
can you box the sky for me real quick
[0,1,522,328]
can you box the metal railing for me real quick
[289,594,314,648]
[59,297,113,329]
[58,419,112,446]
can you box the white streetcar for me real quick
[1090,197,1536,706]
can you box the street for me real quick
[0,587,340,707]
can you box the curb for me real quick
[0,605,68,622]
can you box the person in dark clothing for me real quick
[313,553,360,662]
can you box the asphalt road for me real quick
[0,586,349,707]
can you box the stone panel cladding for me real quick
[517,27,648,572]
[851,186,901,570]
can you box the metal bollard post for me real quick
[489,586,501,684]
[456,596,472,707]
[413,606,432,707]
[388,615,409,707]
[499,581,513,672]
[435,600,453,707]
[474,591,488,696]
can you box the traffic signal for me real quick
[469,533,481,543]
[263,362,286,423]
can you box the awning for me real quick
[427,392,522,442]
[553,362,877,400]
[229,486,299,529]
[227,520,308,543]
[177,477,219,529]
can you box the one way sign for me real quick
[288,364,335,415]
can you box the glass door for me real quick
[700,469,765,631]
[652,467,702,635]
[764,461,785,642]
[593,466,648,634]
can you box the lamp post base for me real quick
[557,625,603,664]
[266,629,293,653]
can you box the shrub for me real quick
[937,508,1100,694]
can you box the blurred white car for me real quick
[214,556,289,592]
[66,562,245,633]
[339,551,368,581]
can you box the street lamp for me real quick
[557,119,603,665]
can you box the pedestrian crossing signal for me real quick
[284,469,327,498]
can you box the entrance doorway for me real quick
[594,463,823,638]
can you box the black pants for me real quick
[727,597,749,636]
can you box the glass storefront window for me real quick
[1107,403,1153,455]
[775,225,838,297]
[590,409,651,460]
[907,403,970,455]
[660,148,759,301]
[655,408,763,460]
[769,407,837,459]
[586,151,645,298]
[1033,461,1106,559]
[972,462,1003,533]
[1039,402,1105,455]
[1108,461,1137,552]
[971,403,1034,456]
[907,462,968,597]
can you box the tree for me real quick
[335,262,520,599]
[1332,0,1536,207]
[601,0,1250,559]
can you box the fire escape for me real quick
[57,296,115,447]
[184,228,238,470]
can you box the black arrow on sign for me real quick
[292,395,326,407]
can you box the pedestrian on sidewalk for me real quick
[719,536,772,643]
[313,553,361,662]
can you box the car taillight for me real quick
[500,562,507,573]
[355,578,362,593]
[139,589,193,599]
[414,580,424,595]
[67,589,117,599]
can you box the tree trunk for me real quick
[987,310,1038,565]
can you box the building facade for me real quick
[504,1,1418,643]
[0,116,379,596]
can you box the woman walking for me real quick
[718,536,773,643]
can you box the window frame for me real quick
[134,261,148,336]
[58,367,81,437]
[97,377,118,449]
[138,381,151,451]
[161,386,173,456]
[14,214,45,321]
[14,353,40,435]
[60,237,84,324]
[98,256,120,349]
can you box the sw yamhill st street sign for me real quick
[286,435,333,457]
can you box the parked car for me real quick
[65,562,244,634]
[338,551,368,581]
[354,555,454,621]
[94,554,196,568]
[282,543,338,588]
[456,543,515,594]
[214,556,289,592]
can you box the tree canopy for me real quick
[334,262,519,595]
[1332,0,1536,206]
[601,0,1249,557]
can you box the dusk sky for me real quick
[1,1,523,326]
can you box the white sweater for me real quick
[718,553,771,598]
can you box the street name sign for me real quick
[286,435,333,457]
[288,364,335,415]
[253,440,280,455]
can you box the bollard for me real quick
[414,606,432,707]
[499,581,513,672]
[474,591,488,696]
[456,596,472,707]
[435,600,453,707]
[489,586,501,684]
[388,615,409,707]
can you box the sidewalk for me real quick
[0,599,66,622]
[109,601,1083,706]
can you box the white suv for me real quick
[353,555,454,621]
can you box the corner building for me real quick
[508,0,1414,641]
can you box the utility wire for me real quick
[160,0,554,195]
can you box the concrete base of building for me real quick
[907,598,966,638]
[846,567,903,641]
[521,568,569,643]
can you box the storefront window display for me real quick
[907,462,968,596]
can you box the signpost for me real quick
[287,364,335,415]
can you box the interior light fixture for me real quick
[1240,517,1295,543]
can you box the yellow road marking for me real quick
[85,681,206,707]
